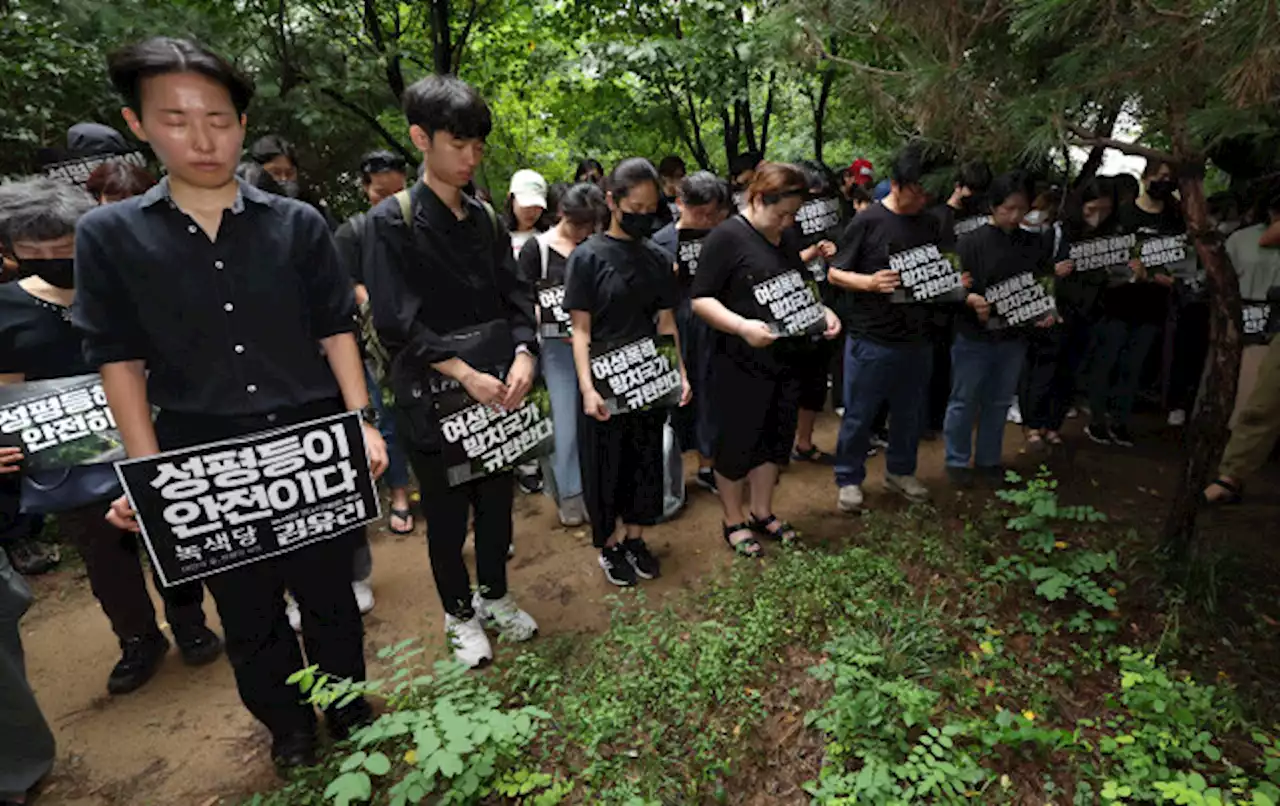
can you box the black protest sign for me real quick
[42,151,148,188]
[117,412,379,588]
[888,243,966,303]
[984,272,1058,330]
[0,374,124,471]
[1241,301,1276,346]
[954,216,988,239]
[795,197,842,243]
[1068,233,1137,272]
[750,269,827,337]
[1136,233,1189,275]
[590,335,682,415]
[537,280,571,339]
[434,378,555,487]
[677,228,709,286]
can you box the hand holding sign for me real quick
[868,269,901,294]
[1129,259,1147,282]
[502,351,537,411]
[461,367,508,409]
[0,446,21,474]
[738,318,778,348]
[107,493,140,533]
[583,388,610,422]
[1055,259,1074,278]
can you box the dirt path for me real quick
[18,413,1278,805]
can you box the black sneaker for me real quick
[326,697,375,743]
[107,632,170,695]
[515,464,544,494]
[598,545,637,587]
[272,728,318,770]
[695,468,718,492]
[1085,423,1112,444]
[945,465,974,489]
[1109,425,1135,447]
[622,538,661,580]
[976,465,1008,485]
[869,431,890,450]
[173,624,223,666]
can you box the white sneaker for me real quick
[1007,398,1023,424]
[474,592,538,642]
[558,494,586,527]
[444,613,493,668]
[352,580,375,615]
[837,484,864,513]
[286,595,302,633]
[885,473,930,503]
[1167,409,1187,427]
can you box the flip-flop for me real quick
[388,507,415,534]
[791,445,834,465]
[723,522,764,559]
[750,512,800,544]
[1201,478,1243,506]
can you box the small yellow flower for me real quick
[1054,541,1068,549]
[1022,710,1036,721]
[979,640,995,655]
[404,749,418,765]
[1217,670,1230,681]
[1107,587,1118,596]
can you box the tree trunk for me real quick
[1073,102,1122,188]
[1161,165,1243,558]
[814,65,835,163]
[758,70,776,158]
[722,105,741,169]
[430,0,453,74]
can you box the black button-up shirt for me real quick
[72,178,356,416]
[362,182,536,373]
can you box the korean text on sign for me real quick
[751,270,826,336]
[984,272,1057,328]
[437,386,554,486]
[889,244,964,303]
[590,336,681,415]
[1068,234,1137,272]
[538,281,571,339]
[117,411,378,587]
[0,374,123,470]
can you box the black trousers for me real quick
[154,398,366,739]
[796,338,838,413]
[578,407,665,548]
[60,503,207,644]
[405,448,513,618]
[712,354,802,480]
[1166,300,1210,412]
[1020,326,1067,431]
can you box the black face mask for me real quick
[20,258,75,289]
[1146,179,1177,201]
[619,211,659,240]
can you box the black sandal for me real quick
[723,522,764,558]
[791,445,834,465]
[388,507,415,534]
[1201,478,1243,506]
[750,513,799,544]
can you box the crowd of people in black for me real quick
[2,34,1279,804]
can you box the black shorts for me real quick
[710,353,802,481]
[795,338,838,412]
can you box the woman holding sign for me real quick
[692,163,842,557]
[516,182,607,526]
[565,158,690,587]
[944,172,1057,484]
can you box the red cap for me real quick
[849,158,874,185]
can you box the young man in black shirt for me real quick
[827,144,945,512]
[74,37,388,769]
[362,75,541,669]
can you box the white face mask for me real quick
[1023,210,1047,226]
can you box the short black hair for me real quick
[607,157,661,200]
[249,135,295,166]
[1141,158,1173,179]
[957,160,993,193]
[729,151,762,178]
[575,158,605,182]
[560,182,608,226]
[108,37,253,118]
[797,159,837,197]
[679,170,729,207]
[890,143,930,187]
[360,150,407,183]
[403,75,492,140]
[986,171,1032,209]
[849,185,872,206]
[1112,172,1140,198]
[657,155,687,178]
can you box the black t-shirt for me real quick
[956,223,1051,340]
[0,284,91,380]
[334,213,366,286]
[516,236,570,286]
[831,203,945,345]
[693,216,813,372]
[563,233,680,344]
[1105,202,1182,325]
[651,223,677,261]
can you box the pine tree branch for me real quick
[802,25,902,76]
[1063,120,1178,164]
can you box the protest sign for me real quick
[1068,233,1137,272]
[1136,233,1189,274]
[537,280,571,339]
[590,335,682,415]
[1242,301,1276,346]
[434,378,555,486]
[0,374,124,471]
[42,151,148,188]
[677,228,708,285]
[750,269,827,337]
[888,243,966,303]
[116,411,379,587]
[984,272,1058,329]
[795,196,842,241]
[954,216,988,239]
